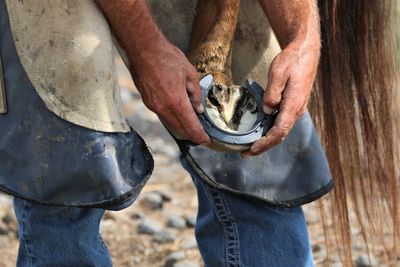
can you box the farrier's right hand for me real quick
[129,39,210,145]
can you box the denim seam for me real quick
[97,233,112,267]
[19,200,33,267]
[206,186,241,267]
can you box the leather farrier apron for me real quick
[147,0,333,207]
[0,0,153,209]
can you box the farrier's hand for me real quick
[130,40,210,145]
[241,41,319,158]
[96,0,210,145]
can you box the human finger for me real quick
[168,94,210,145]
[263,60,289,115]
[186,77,204,114]
[244,97,297,156]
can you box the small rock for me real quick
[142,192,163,210]
[180,236,197,250]
[174,261,200,267]
[136,243,146,253]
[184,215,196,228]
[355,255,378,267]
[2,209,17,226]
[120,89,134,103]
[103,211,116,221]
[2,209,18,235]
[304,209,319,225]
[154,230,177,244]
[132,255,142,264]
[312,244,322,253]
[130,211,144,220]
[164,251,186,267]
[158,191,174,202]
[137,219,162,235]
[99,219,114,234]
[167,215,186,229]
[0,194,12,205]
[0,221,8,235]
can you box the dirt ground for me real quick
[0,60,398,267]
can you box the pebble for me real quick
[164,251,186,267]
[174,261,200,267]
[158,191,174,202]
[180,236,198,250]
[132,255,142,264]
[0,221,8,235]
[312,244,323,253]
[154,230,177,244]
[304,209,319,225]
[103,211,116,221]
[167,215,187,229]
[137,218,162,235]
[120,88,134,103]
[0,194,12,205]
[130,211,144,220]
[2,209,17,226]
[184,215,196,228]
[355,255,378,267]
[2,209,18,235]
[142,192,164,210]
[99,219,114,234]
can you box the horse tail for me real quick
[311,0,399,264]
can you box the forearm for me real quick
[259,0,320,51]
[244,0,322,156]
[96,0,167,64]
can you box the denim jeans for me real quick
[13,163,314,267]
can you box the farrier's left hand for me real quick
[241,41,320,158]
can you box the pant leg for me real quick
[13,198,112,267]
[182,160,314,267]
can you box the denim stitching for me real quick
[206,186,241,267]
[19,200,33,267]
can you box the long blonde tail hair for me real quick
[311,0,400,265]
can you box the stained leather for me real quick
[148,0,333,206]
[4,0,129,133]
[178,112,333,207]
[0,0,154,210]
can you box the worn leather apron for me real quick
[0,0,153,209]
[148,0,333,207]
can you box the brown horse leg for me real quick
[187,0,240,85]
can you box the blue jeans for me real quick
[13,167,314,267]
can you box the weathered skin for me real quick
[146,0,280,88]
[146,0,281,139]
[97,0,210,145]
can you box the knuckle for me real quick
[276,124,291,137]
[264,95,281,107]
[269,61,285,79]
[160,97,182,112]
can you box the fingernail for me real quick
[263,105,275,115]
[200,137,211,146]
[197,104,204,113]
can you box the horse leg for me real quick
[187,0,240,85]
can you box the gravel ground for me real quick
[0,59,397,267]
